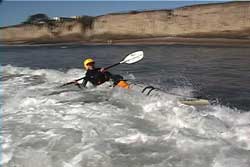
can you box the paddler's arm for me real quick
[102,69,124,86]
[99,68,113,81]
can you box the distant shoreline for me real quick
[88,37,250,47]
[2,37,250,47]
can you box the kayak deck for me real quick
[179,98,210,106]
[131,84,210,106]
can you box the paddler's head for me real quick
[83,58,95,70]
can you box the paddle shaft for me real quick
[60,76,85,87]
[104,63,120,71]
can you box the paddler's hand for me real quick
[74,80,81,88]
[73,80,80,85]
[100,68,105,73]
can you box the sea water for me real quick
[1,44,250,167]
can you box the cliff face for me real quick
[1,21,84,43]
[90,2,250,39]
[1,2,250,44]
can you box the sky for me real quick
[0,1,229,27]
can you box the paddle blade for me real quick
[120,51,144,64]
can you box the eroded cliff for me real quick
[1,1,250,44]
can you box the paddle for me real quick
[59,51,144,87]
[104,51,144,70]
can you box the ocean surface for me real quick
[1,44,250,167]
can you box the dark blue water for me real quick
[1,44,250,111]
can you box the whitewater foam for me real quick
[1,65,250,167]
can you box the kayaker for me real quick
[76,58,129,89]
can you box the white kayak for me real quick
[130,84,210,106]
[179,98,210,106]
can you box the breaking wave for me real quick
[1,65,250,167]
